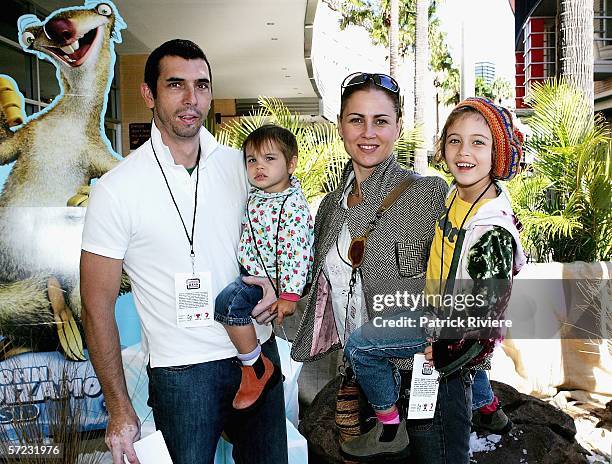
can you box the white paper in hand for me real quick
[124,430,173,464]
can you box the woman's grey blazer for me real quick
[291,155,448,369]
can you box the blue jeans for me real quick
[344,311,429,410]
[214,274,263,326]
[408,369,473,464]
[472,369,494,409]
[146,335,288,464]
[346,311,492,411]
[345,311,473,463]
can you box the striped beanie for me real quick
[454,97,524,181]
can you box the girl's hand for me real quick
[424,342,434,365]
[243,276,277,324]
[275,299,297,324]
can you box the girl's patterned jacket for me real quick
[238,176,314,299]
[433,182,527,372]
[454,183,526,281]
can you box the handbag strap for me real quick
[363,173,420,239]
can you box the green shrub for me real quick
[508,80,612,262]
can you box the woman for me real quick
[290,72,472,463]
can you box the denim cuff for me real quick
[214,312,253,326]
[472,392,495,410]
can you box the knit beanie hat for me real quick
[454,97,524,181]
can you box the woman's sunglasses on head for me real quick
[341,72,400,96]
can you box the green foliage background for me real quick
[507,80,612,262]
[216,97,422,203]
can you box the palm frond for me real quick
[521,210,583,240]
[507,174,551,212]
[258,96,302,133]
[216,108,270,149]
[525,79,593,147]
[395,125,423,169]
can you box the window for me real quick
[38,59,60,104]
[595,1,612,43]
[0,41,34,99]
[105,71,120,121]
[0,0,28,43]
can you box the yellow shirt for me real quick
[425,192,490,298]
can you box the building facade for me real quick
[475,61,496,85]
[514,0,612,116]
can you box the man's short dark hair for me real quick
[144,39,212,98]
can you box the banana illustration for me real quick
[0,77,25,127]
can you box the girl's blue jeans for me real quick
[214,272,263,326]
[344,310,474,463]
[344,310,429,410]
[472,368,495,409]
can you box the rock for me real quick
[471,381,589,464]
[299,377,591,464]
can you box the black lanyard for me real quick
[150,138,201,274]
[246,193,290,297]
[438,181,493,296]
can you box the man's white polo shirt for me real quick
[82,123,272,367]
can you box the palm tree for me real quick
[389,0,400,78]
[559,0,594,113]
[412,0,429,173]
[491,77,514,105]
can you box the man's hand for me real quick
[242,276,277,324]
[272,298,297,325]
[105,409,141,464]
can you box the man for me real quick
[80,39,287,464]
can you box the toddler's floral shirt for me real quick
[238,176,314,298]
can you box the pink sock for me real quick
[375,409,400,424]
[479,395,499,414]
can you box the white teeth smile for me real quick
[60,40,79,54]
[457,162,475,168]
[360,145,376,150]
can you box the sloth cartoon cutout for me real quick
[0,1,128,360]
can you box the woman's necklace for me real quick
[348,181,361,197]
[347,179,363,207]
